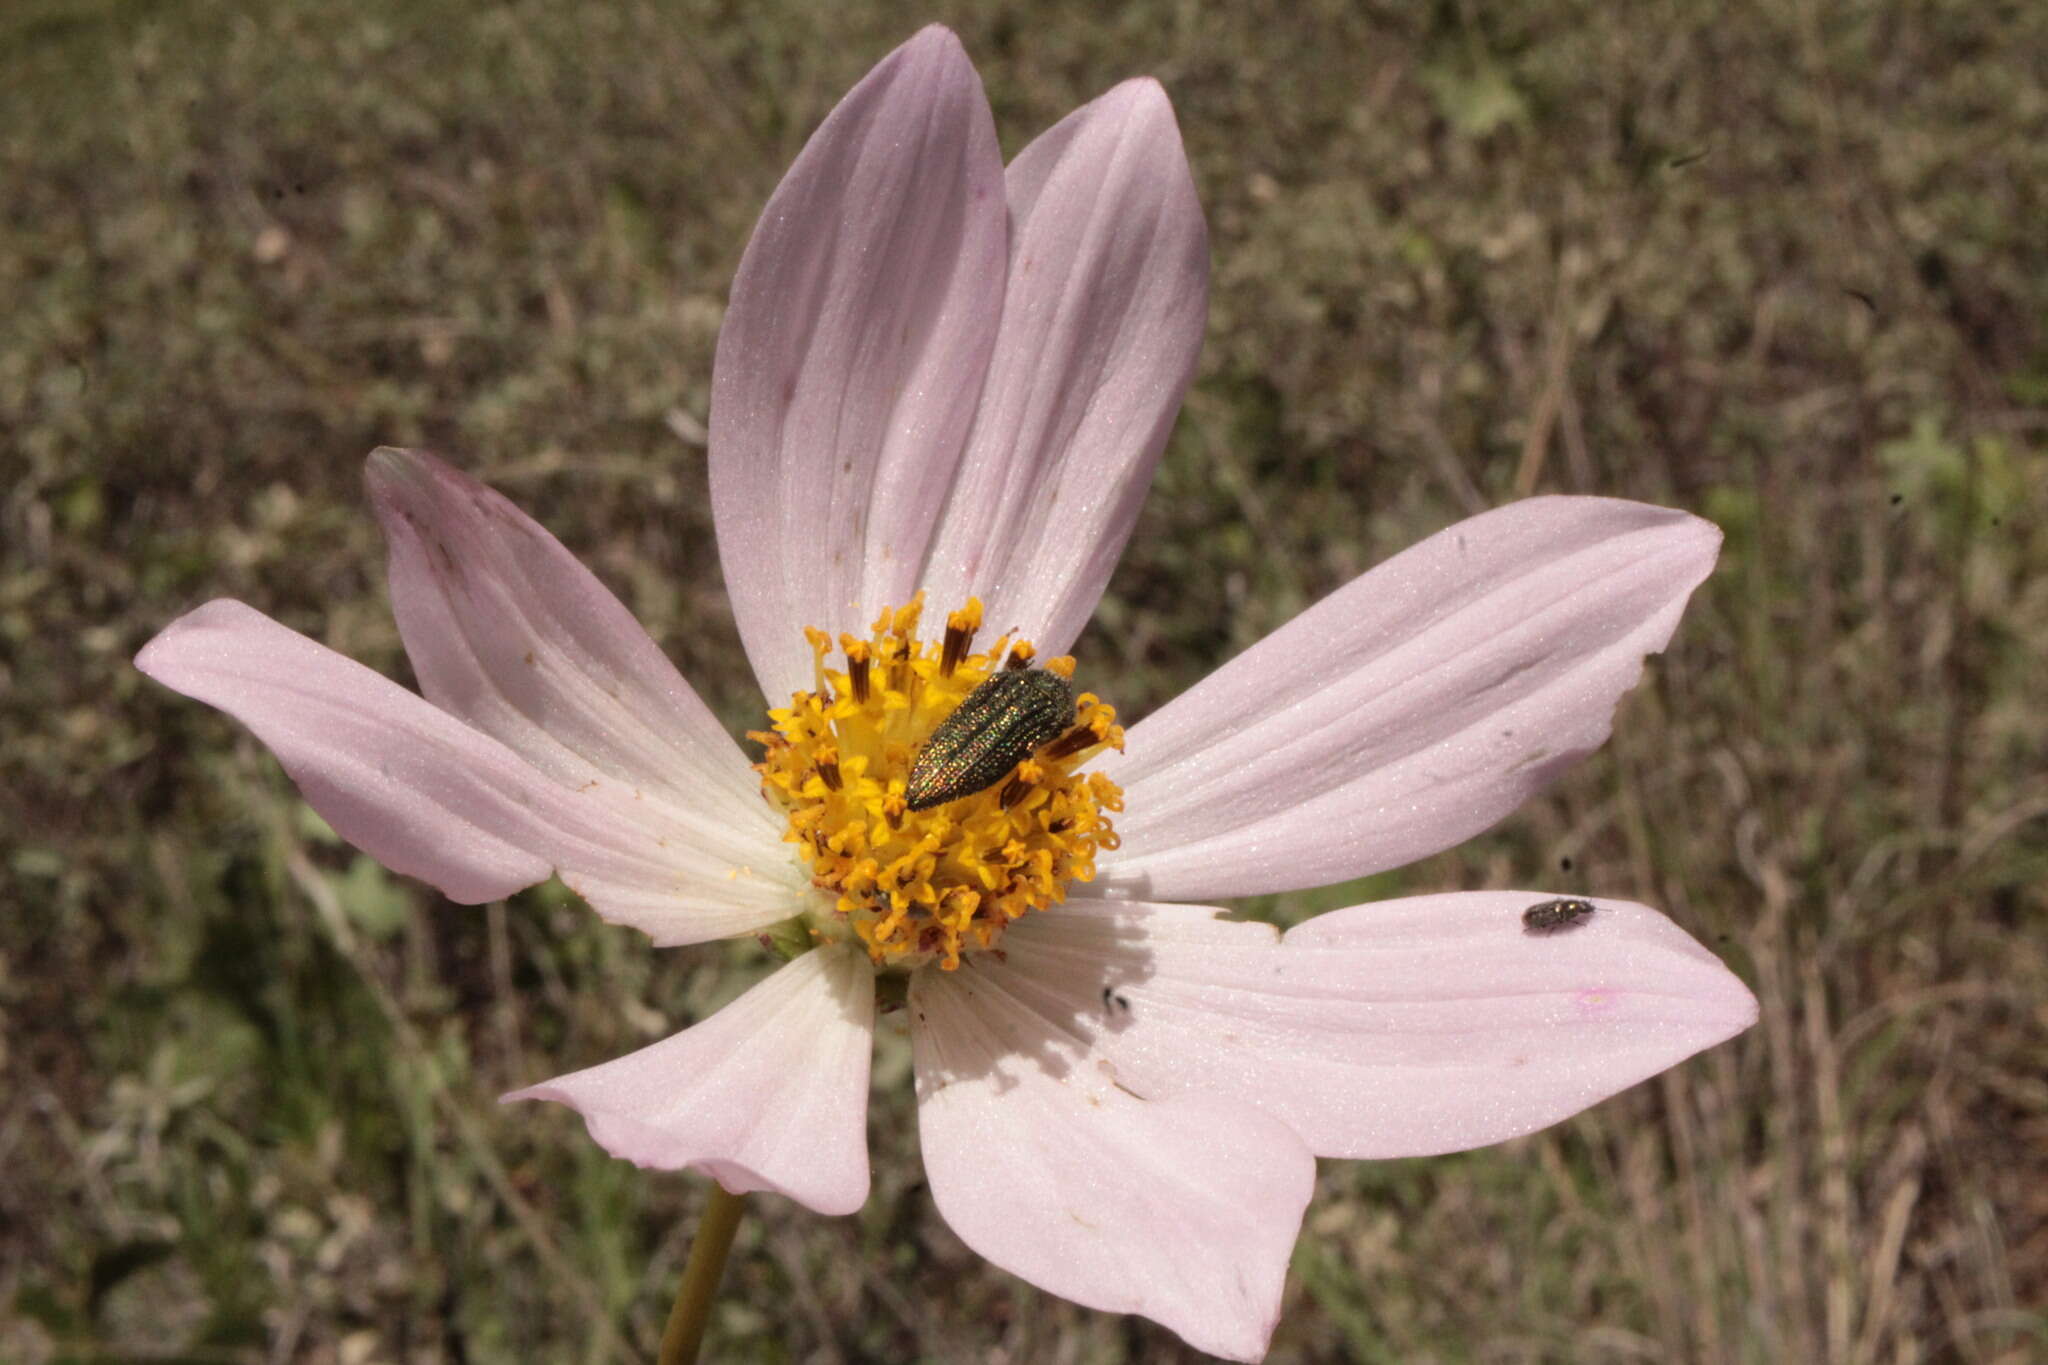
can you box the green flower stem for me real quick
[658,1181,746,1365]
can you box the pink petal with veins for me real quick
[368,447,783,867]
[508,945,876,1215]
[912,958,1312,1362]
[710,25,1008,703]
[920,77,1208,657]
[136,601,804,943]
[999,894,1757,1157]
[1098,497,1721,900]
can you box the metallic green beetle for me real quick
[905,668,1076,811]
[1521,897,1596,934]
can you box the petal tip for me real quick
[363,444,432,489]
[134,598,247,679]
[1717,973,1763,1035]
[1105,73,1170,109]
[1686,509,1726,564]
[1648,509,1724,604]
[905,21,963,49]
[890,23,974,81]
[363,447,474,519]
[133,618,182,677]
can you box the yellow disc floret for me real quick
[750,595,1125,972]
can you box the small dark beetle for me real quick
[906,669,1076,811]
[1522,897,1596,934]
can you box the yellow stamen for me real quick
[753,596,1124,972]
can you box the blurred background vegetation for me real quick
[4,0,2044,1360]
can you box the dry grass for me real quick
[4,0,2044,1360]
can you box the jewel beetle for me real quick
[905,668,1076,811]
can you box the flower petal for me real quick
[1096,498,1721,900]
[995,894,1757,1158]
[367,448,784,868]
[709,25,1007,704]
[919,78,1208,657]
[911,960,1311,1362]
[135,600,805,942]
[505,945,876,1216]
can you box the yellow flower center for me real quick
[751,594,1124,972]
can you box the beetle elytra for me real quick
[906,669,1076,811]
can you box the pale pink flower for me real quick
[137,26,1756,1360]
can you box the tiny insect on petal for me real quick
[906,669,1076,811]
[1522,898,1597,934]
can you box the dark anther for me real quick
[1040,725,1098,761]
[848,654,871,704]
[941,621,975,677]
